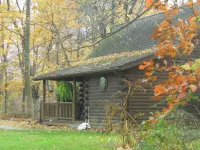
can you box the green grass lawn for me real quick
[0,129,117,150]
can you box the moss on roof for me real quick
[88,6,196,58]
[72,49,152,67]
[33,49,153,80]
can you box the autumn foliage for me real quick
[140,0,200,123]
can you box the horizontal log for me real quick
[58,102,73,104]
[88,94,119,99]
[58,117,73,120]
[45,102,57,104]
[89,112,121,116]
[89,115,120,119]
[88,81,119,86]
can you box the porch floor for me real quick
[42,120,84,129]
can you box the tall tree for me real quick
[24,0,32,117]
[0,0,10,114]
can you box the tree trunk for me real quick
[56,42,59,65]
[111,0,115,25]
[0,0,9,114]
[24,0,33,117]
[124,0,129,22]
[3,55,8,114]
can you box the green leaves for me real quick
[56,81,73,102]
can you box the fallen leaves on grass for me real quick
[0,117,68,130]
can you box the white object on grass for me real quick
[77,122,91,130]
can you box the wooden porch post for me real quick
[72,78,76,121]
[56,99,59,120]
[42,80,46,121]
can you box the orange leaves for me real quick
[152,95,161,101]
[151,7,199,59]
[155,40,177,58]
[186,0,193,8]
[154,84,167,97]
[188,9,198,22]
[139,64,146,70]
[187,74,197,83]
[154,84,165,93]
[139,60,154,70]
[150,76,157,81]
[145,72,151,77]
[188,15,196,22]
[162,107,171,114]
[176,75,185,85]
[151,18,172,41]
[144,0,154,8]
[141,1,200,126]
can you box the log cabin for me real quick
[33,6,200,128]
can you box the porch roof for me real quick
[33,49,154,81]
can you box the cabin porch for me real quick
[40,77,89,126]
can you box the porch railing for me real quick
[44,102,73,120]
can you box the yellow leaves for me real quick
[73,49,152,68]
[189,84,197,92]
[181,64,191,71]
[0,118,68,129]
[191,59,200,71]
[6,80,23,92]
[32,0,80,26]
[0,78,23,102]
[0,2,23,20]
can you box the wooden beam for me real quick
[72,78,76,121]
[56,100,59,120]
[42,80,46,121]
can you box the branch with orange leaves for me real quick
[139,1,200,125]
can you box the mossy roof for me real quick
[88,6,196,58]
[33,50,153,80]
[33,6,197,81]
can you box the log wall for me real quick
[87,50,200,128]
[124,50,200,123]
[87,73,123,128]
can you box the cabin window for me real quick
[99,76,108,91]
